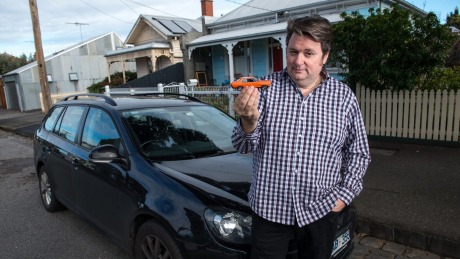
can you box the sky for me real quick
[0,0,458,58]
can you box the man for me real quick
[232,15,371,258]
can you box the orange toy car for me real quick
[230,76,271,91]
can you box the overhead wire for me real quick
[78,0,132,24]
[221,0,274,13]
[119,0,139,16]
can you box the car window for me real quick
[123,106,236,160]
[44,106,64,131]
[54,106,86,142]
[81,108,121,150]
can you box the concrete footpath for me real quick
[0,108,459,258]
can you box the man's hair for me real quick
[286,15,333,55]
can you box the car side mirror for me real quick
[89,144,124,164]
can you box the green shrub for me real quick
[417,66,460,91]
[87,71,137,93]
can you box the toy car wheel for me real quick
[135,220,184,259]
[38,166,64,212]
[262,85,269,91]
[237,86,243,91]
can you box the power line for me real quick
[119,0,138,16]
[126,0,180,18]
[78,0,132,24]
[222,0,273,13]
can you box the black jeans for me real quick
[250,211,340,259]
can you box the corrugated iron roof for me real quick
[4,32,119,76]
[212,0,329,24]
[105,42,170,57]
[190,12,341,47]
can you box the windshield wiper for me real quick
[196,150,237,158]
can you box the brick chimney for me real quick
[201,0,213,17]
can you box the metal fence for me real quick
[106,84,239,117]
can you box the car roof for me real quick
[55,94,206,111]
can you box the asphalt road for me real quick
[0,129,451,259]
[0,130,130,259]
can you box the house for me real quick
[2,32,134,111]
[104,14,204,83]
[186,0,426,86]
[101,0,427,88]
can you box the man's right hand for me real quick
[233,86,260,133]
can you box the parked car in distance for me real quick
[230,76,271,91]
[33,93,357,259]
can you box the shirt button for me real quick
[251,140,256,144]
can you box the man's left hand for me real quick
[331,199,346,212]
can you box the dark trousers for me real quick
[250,211,339,259]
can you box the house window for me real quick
[69,73,79,81]
[47,74,53,82]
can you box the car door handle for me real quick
[71,159,79,167]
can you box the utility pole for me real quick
[29,0,52,113]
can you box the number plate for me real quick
[331,229,351,257]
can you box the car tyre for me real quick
[135,220,184,259]
[237,86,243,91]
[262,85,268,91]
[38,166,64,212]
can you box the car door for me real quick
[45,105,86,210]
[71,107,126,240]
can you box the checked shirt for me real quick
[231,69,371,227]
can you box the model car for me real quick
[33,93,356,259]
[230,76,271,91]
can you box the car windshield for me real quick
[122,105,237,161]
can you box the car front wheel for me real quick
[38,166,64,212]
[135,220,184,259]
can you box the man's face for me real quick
[286,33,329,87]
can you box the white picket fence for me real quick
[103,84,460,142]
[356,85,460,142]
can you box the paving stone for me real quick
[367,247,397,259]
[360,236,386,249]
[383,241,407,255]
[403,247,442,259]
[352,242,372,257]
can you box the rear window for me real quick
[55,106,86,142]
[44,107,64,131]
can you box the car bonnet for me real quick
[153,152,252,206]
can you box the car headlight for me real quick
[204,208,252,245]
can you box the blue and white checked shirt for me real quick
[232,69,371,227]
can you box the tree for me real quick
[330,5,457,90]
[446,7,460,29]
[0,52,34,75]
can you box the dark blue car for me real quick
[33,93,356,258]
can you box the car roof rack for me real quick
[131,93,203,103]
[60,93,117,106]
